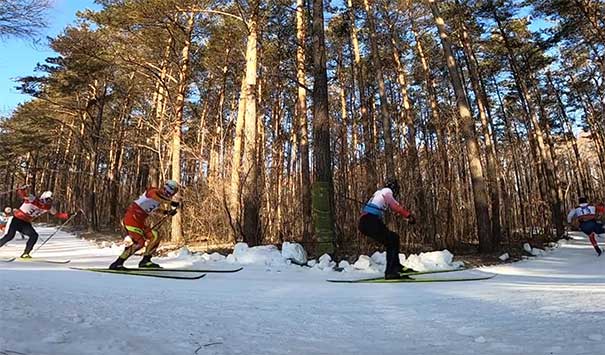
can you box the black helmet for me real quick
[385,178,400,196]
[579,196,588,204]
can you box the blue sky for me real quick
[0,0,100,116]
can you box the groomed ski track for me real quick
[1,226,604,355]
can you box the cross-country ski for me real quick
[71,267,206,280]
[2,0,605,354]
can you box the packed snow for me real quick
[1,227,605,355]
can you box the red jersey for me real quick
[13,188,67,222]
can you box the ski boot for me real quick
[399,266,417,274]
[20,253,31,259]
[109,257,128,270]
[385,273,412,280]
[138,255,161,268]
[594,245,602,257]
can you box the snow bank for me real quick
[403,250,463,272]
[311,254,336,271]
[499,253,510,261]
[352,255,384,273]
[216,242,310,267]
[281,242,307,265]
[228,243,285,266]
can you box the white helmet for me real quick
[162,180,179,198]
[4,207,11,214]
[40,191,53,202]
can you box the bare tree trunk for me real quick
[458,15,502,246]
[311,0,335,255]
[296,0,313,246]
[241,2,261,245]
[171,12,195,244]
[230,71,248,240]
[426,0,493,252]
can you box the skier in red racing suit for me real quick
[0,187,68,258]
[109,180,180,270]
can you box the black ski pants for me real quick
[0,217,38,254]
[358,213,402,275]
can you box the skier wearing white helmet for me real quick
[109,180,181,270]
[0,187,69,258]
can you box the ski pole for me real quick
[149,204,179,230]
[33,211,80,254]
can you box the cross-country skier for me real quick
[109,180,180,270]
[0,187,69,258]
[567,197,605,256]
[358,178,416,279]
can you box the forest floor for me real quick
[1,226,604,355]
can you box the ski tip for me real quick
[0,257,16,262]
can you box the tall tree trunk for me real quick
[311,0,335,255]
[296,0,312,246]
[426,0,493,252]
[171,12,195,244]
[457,14,502,246]
[229,71,248,240]
[241,2,261,245]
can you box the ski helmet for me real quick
[385,178,400,197]
[579,196,588,204]
[162,180,179,198]
[40,191,53,203]
[4,207,11,214]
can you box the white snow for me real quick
[281,241,307,264]
[402,249,464,272]
[523,242,533,254]
[499,252,510,261]
[1,229,605,355]
[370,251,386,265]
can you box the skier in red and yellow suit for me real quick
[109,180,180,270]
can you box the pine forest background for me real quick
[1,0,604,260]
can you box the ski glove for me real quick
[171,201,181,208]
[55,212,69,220]
[407,215,416,225]
[164,209,178,216]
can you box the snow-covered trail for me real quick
[1,228,604,355]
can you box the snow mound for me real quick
[281,242,307,265]
[499,253,510,261]
[312,253,336,271]
[523,243,533,254]
[370,251,386,265]
[228,243,285,266]
[338,260,356,272]
[524,243,546,256]
[168,246,192,258]
[199,252,226,262]
[352,255,384,273]
[403,250,463,272]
